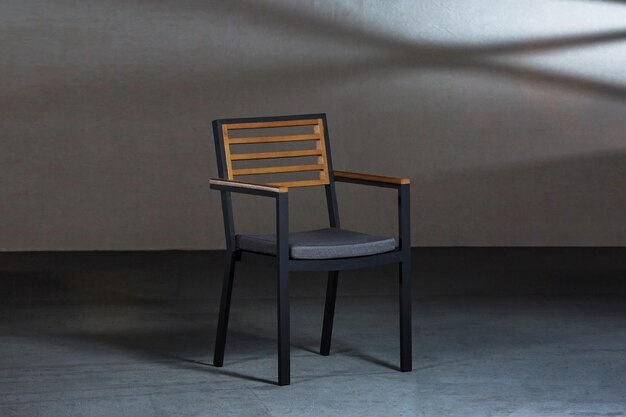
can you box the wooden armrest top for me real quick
[209,178,288,193]
[333,170,410,185]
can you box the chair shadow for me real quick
[294,343,399,371]
[59,323,282,385]
[167,354,277,385]
[59,317,403,385]
[339,349,399,371]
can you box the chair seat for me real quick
[236,228,397,260]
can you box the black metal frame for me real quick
[210,113,411,386]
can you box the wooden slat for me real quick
[224,119,319,130]
[221,117,331,188]
[209,178,287,193]
[232,164,325,176]
[230,149,321,161]
[266,179,330,188]
[228,134,320,144]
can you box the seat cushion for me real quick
[236,228,396,259]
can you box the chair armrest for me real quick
[333,170,410,253]
[209,178,288,197]
[210,178,289,254]
[333,170,410,188]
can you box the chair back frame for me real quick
[212,113,341,243]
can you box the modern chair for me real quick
[210,113,411,386]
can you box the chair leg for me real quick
[320,270,339,356]
[399,260,412,371]
[213,250,236,367]
[277,265,290,385]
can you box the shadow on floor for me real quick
[56,314,403,385]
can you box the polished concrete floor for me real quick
[1,250,625,416]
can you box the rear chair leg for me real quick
[213,250,236,367]
[399,260,412,371]
[320,271,339,356]
[277,266,290,385]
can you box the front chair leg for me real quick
[277,265,290,385]
[275,191,290,385]
[399,260,412,371]
[320,270,339,356]
[214,250,237,367]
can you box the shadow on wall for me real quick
[110,0,626,100]
[6,0,626,103]
[1,0,625,249]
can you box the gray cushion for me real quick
[236,228,396,259]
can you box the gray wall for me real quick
[1,0,625,250]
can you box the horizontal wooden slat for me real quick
[225,119,318,130]
[230,149,322,161]
[266,179,330,188]
[228,134,320,144]
[209,178,287,193]
[233,164,325,176]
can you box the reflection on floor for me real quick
[1,249,625,416]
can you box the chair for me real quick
[209,114,411,385]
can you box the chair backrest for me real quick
[212,114,334,188]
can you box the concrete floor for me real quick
[2,296,626,416]
[1,250,625,416]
